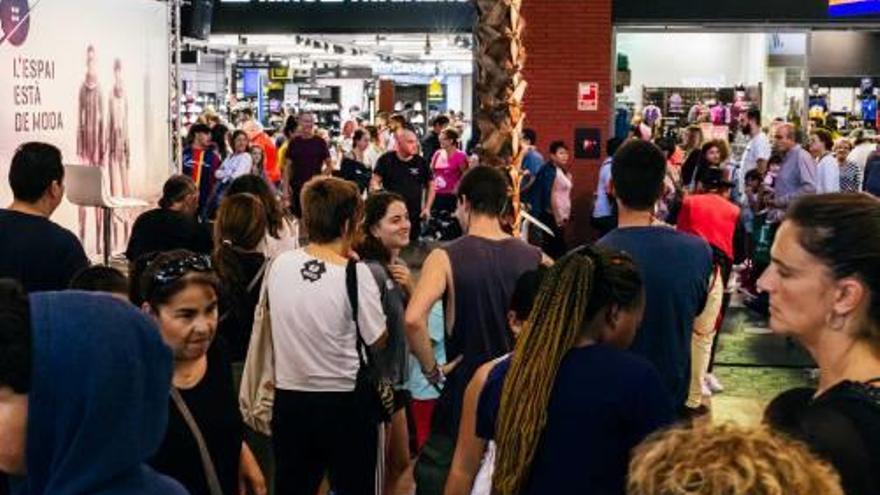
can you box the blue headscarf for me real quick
[12,292,188,495]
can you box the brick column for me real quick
[521,0,613,246]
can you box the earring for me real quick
[828,312,847,331]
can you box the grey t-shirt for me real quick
[366,260,409,388]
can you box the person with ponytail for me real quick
[213,193,268,364]
[476,247,675,495]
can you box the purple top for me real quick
[287,136,330,186]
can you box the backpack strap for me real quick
[346,260,368,367]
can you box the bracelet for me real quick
[424,362,445,386]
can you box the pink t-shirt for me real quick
[432,149,468,195]
[552,170,573,226]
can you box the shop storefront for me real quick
[178,0,476,136]
[611,0,880,141]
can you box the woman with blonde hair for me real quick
[628,423,844,495]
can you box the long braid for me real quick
[492,254,598,495]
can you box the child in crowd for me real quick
[407,302,449,452]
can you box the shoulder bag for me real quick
[239,258,276,436]
[171,388,224,495]
[346,260,395,424]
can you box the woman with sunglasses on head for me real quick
[477,247,675,495]
[761,194,880,495]
[138,250,266,495]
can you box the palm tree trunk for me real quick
[474,0,526,229]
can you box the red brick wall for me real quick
[521,0,613,246]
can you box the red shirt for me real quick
[676,193,740,260]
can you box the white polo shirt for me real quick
[269,248,386,392]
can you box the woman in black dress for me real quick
[138,250,266,495]
[760,194,880,495]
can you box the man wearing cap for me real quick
[182,123,220,221]
[676,166,741,415]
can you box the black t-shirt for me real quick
[126,208,213,262]
[767,381,880,495]
[0,209,89,292]
[218,252,266,363]
[374,151,432,217]
[422,131,441,163]
[339,157,372,194]
[151,340,244,495]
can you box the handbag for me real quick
[239,258,277,436]
[346,260,395,424]
[171,388,224,495]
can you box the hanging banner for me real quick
[0,0,170,253]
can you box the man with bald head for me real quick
[372,127,435,242]
[770,123,816,219]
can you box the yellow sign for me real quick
[428,78,444,101]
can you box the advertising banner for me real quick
[0,0,170,254]
[829,0,880,15]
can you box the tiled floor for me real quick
[707,300,814,426]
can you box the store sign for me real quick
[299,85,333,100]
[428,78,444,101]
[374,61,472,76]
[829,0,880,15]
[578,82,599,111]
[270,66,291,80]
[214,0,475,33]
[0,0,170,254]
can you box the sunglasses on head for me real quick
[150,254,213,286]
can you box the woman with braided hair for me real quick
[475,247,675,495]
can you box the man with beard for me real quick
[77,45,105,253]
[737,108,771,194]
[107,58,131,248]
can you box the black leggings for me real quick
[272,390,379,495]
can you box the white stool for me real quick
[64,165,149,266]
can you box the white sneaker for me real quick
[701,380,713,397]
[705,373,724,393]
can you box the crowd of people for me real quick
[1,100,879,495]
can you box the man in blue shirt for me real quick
[597,140,713,416]
[592,137,624,236]
[519,128,544,198]
[769,123,816,221]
